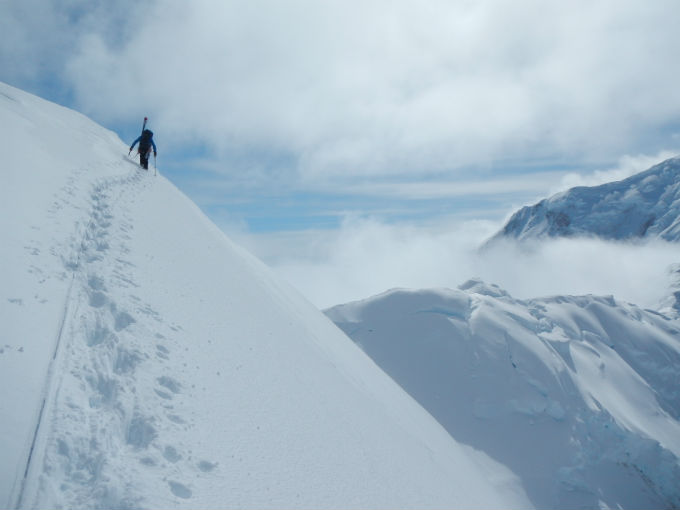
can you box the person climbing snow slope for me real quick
[129,129,157,170]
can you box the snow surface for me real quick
[0,82,533,509]
[326,282,680,509]
[491,157,680,242]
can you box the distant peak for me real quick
[489,156,680,244]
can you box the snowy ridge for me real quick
[0,82,532,509]
[326,281,680,509]
[491,157,680,242]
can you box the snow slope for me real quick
[0,82,532,509]
[326,281,680,509]
[491,157,680,242]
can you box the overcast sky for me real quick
[3,0,680,306]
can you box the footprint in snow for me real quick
[167,414,185,425]
[157,376,181,394]
[168,481,192,499]
[114,347,141,374]
[154,389,173,400]
[126,415,157,450]
[197,460,218,472]
[88,291,108,308]
[88,275,106,291]
[86,321,116,347]
[114,311,135,331]
[163,445,182,463]
[156,345,170,360]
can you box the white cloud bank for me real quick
[246,216,679,309]
[4,0,679,181]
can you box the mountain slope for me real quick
[0,82,531,509]
[491,157,680,242]
[326,281,680,509]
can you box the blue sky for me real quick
[3,0,680,306]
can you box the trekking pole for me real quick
[154,153,157,176]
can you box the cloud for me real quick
[0,1,139,91]
[476,237,679,308]
[314,172,567,200]
[0,1,72,84]
[248,216,494,307]
[246,215,679,309]
[552,150,680,192]
[41,0,680,180]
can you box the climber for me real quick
[129,129,157,170]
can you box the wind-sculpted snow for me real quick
[0,81,532,509]
[326,281,680,509]
[492,157,680,242]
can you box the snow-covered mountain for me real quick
[491,157,680,242]
[0,82,533,509]
[326,281,680,509]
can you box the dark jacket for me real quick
[130,129,157,155]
